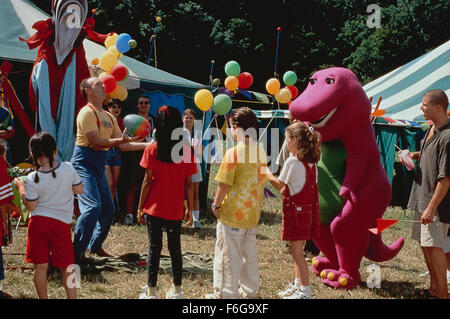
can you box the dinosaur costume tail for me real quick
[364,232,404,262]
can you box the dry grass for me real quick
[1,163,443,299]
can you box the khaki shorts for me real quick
[411,210,450,248]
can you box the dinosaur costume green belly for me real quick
[318,140,346,224]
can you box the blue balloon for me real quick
[116,33,132,53]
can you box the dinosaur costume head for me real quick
[289,67,371,141]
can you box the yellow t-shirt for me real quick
[215,142,269,229]
[75,104,121,151]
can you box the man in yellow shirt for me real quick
[206,107,269,299]
[72,77,150,261]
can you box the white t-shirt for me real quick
[26,162,82,224]
[278,156,317,196]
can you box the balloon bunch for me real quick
[223,60,254,92]
[194,89,232,116]
[266,71,299,104]
[91,32,138,101]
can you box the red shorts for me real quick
[26,216,74,268]
[281,202,315,241]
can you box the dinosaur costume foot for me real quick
[320,270,359,290]
[311,256,337,276]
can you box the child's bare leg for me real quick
[34,263,49,299]
[61,266,77,299]
[290,240,310,286]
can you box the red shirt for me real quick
[140,143,197,220]
[117,117,124,131]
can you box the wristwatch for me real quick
[211,203,221,210]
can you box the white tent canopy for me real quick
[363,39,450,122]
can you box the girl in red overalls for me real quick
[268,121,321,299]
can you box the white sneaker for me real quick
[165,284,184,299]
[205,292,221,299]
[447,270,450,284]
[139,287,158,299]
[193,220,202,229]
[284,288,313,299]
[124,214,134,225]
[277,282,301,298]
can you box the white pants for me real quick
[213,221,259,298]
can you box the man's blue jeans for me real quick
[72,146,114,255]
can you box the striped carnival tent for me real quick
[364,39,450,122]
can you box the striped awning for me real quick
[364,39,450,122]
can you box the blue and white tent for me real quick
[363,39,450,122]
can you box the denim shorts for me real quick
[105,147,122,167]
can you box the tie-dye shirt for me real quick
[215,142,269,229]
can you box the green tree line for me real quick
[31,0,450,93]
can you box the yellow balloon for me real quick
[194,89,213,111]
[100,52,118,72]
[105,33,119,48]
[98,72,109,79]
[266,78,281,95]
[275,88,292,104]
[110,84,128,101]
[224,76,239,91]
[107,45,121,58]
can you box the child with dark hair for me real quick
[206,107,269,299]
[0,139,16,299]
[14,132,83,299]
[268,121,321,299]
[137,106,196,299]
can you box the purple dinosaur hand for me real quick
[339,185,357,202]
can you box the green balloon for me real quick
[212,78,221,87]
[283,71,297,86]
[128,39,137,49]
[212,94,232,115]
[224,61,241,77]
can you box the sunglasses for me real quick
[138,101,149,105]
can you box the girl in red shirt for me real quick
[268,121,321,299]
[137,106,196,299]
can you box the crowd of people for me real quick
[0,78,448,299]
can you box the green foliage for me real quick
[29,0,450,90]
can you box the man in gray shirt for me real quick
[405,89,449,299]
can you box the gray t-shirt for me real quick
[407,119,450,223]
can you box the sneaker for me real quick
[419,271,429,277]
[124,214,134,225]
[284,288,313,299]
[91,247,114,258]
[447,270,450,284]
[139,286,158,299]
[277,282,300,298]
[204,292,221,299]
[165,284,184,299]
[193,220,202,229]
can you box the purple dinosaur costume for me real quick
[289,67,404,289]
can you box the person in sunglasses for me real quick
[119,95,155,225]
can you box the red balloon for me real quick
[110,64,129,82]
[100,74,117,94]
[237,72,253,89]
[286,85,298,99]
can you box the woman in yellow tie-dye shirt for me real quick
[205,107,269,299]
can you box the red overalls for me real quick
[281,160,320,241]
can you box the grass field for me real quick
[1,163,443,299]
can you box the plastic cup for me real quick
[399,150,415,170]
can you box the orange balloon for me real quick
[110,84,128,101]
[274,88,292,104]
[266,78,281,95]
[225,76,239,91]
